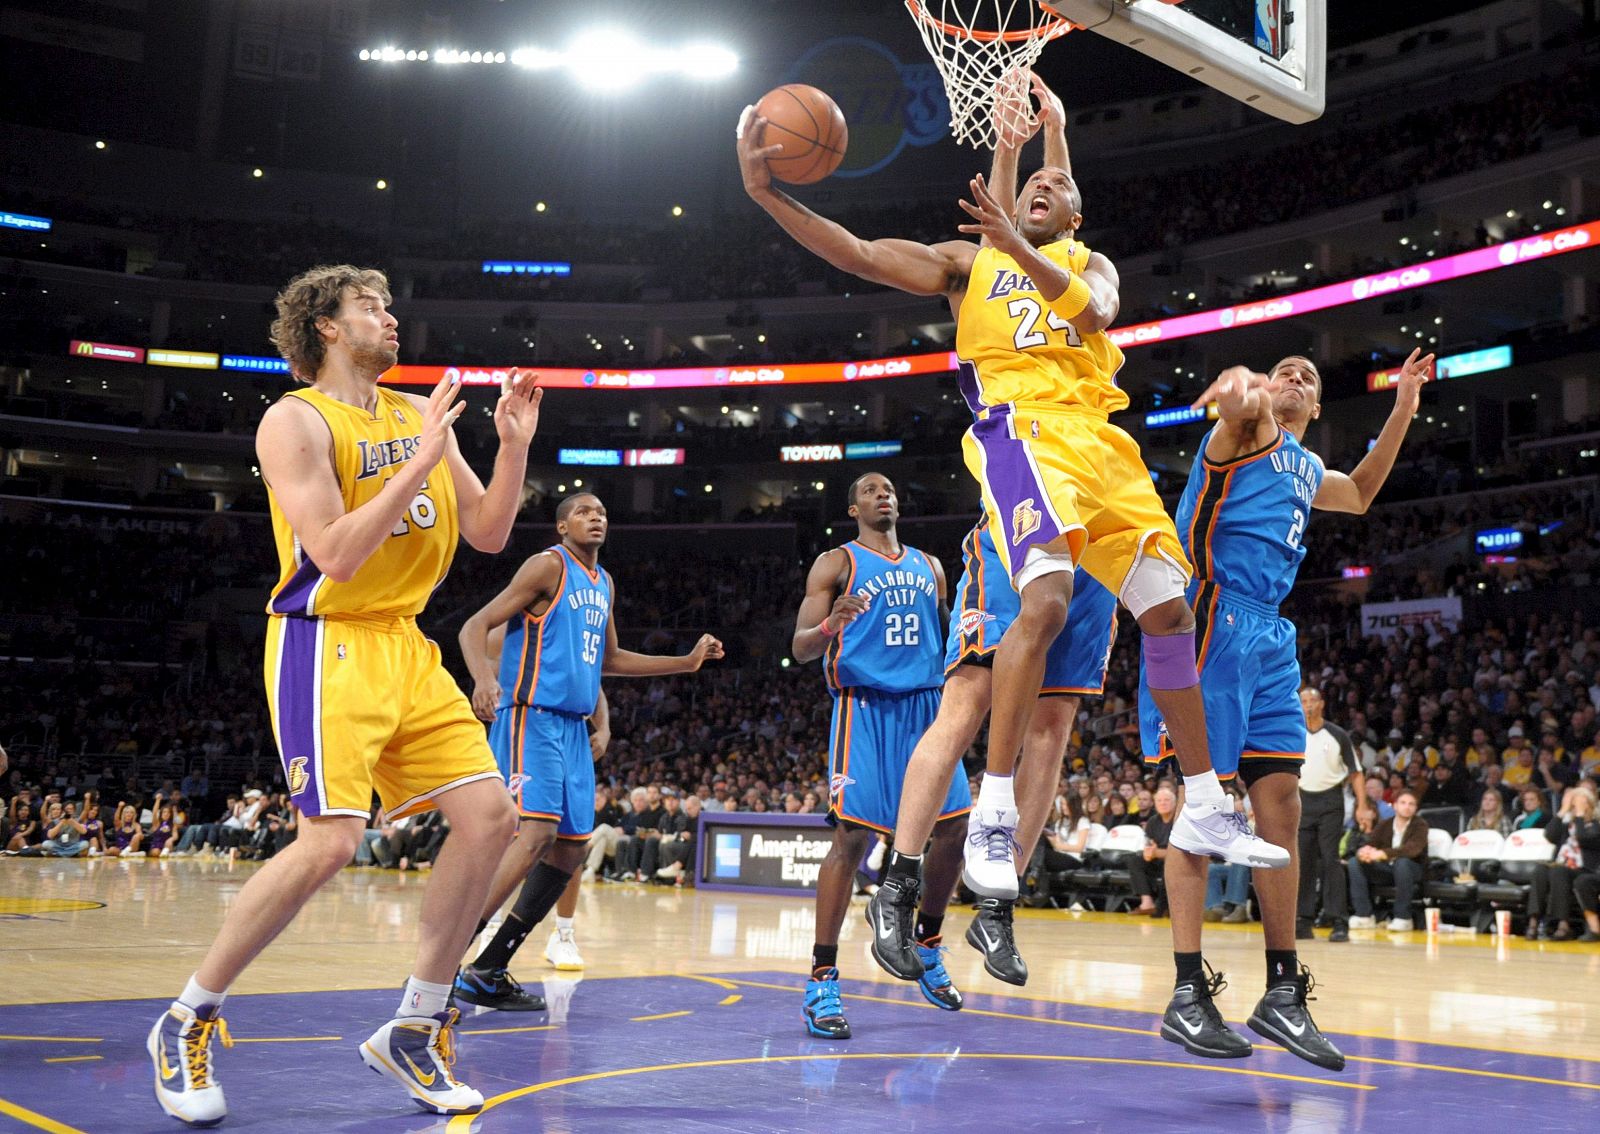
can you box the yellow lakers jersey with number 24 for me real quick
[266,386,458,618]
[955,239,1127,417]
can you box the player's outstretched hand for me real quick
[494,369,543,449]
[992,67,1041,151]
[470,680,501,724]
[1030,72,1066,133]
[736,105,786,196]
[416,371,467,474]
[1390,348,1434,420]
[688,634,725,671]
[1191,365,1277,418]
[957,173,1026,256]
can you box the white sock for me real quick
[555,916,575,935]
[179,975,226,1016]
[977,773,1016,812]
[397,975,452,1018]
[1183,770,1225,805]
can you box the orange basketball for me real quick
[753,84,848,185]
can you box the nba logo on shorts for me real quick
[1012,499,1042,544]
[288,757,309,796]
[713,834,742,879]
[336,644,347,660]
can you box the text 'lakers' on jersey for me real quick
[955,239,1127,417]
[498,546,612,716]
[267,387,457,619]
[825,542,942,695]
[1179,428,1325,606]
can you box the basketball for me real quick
[753,84,847,185]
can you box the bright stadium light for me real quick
[511,46,559,69]
[567,29,652,91]
[680,42,738,79]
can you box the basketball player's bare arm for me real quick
[255,372,463,583]
[459,551,564,721]
[1315,348,1432,514]
[403,370,542,553]
[791,549,867,664]
[929,551,950,629]
[737,107,975,297]
[600,621,724,677]
[1191,365,1281,463]
[589,690,611,762]
[956,173,1119,334]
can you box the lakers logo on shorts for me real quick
[1012,498,1042,545]
[288,756,309,796]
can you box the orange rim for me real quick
[905,0,1076,44]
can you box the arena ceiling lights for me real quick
[358,31,738,90]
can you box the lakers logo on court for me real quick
[288,756,309,796]
[1011,498,1042,544]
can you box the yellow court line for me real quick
[0,1096,88,1134]
[1344,1054,1600,1093]
[459,1025,558,1036]
[230,1036,342,1044]
[679,974,740,991]
[0,1036,102,1045]
[445,1050,1371,1129]
[717,994,742,1006]
[630,1011,693,1022]
[42,1056,102,1065]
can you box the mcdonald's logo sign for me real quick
[68,340,145,363]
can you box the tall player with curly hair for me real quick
[147,265,542,1126]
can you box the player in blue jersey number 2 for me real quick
[1142,349,1431,1069]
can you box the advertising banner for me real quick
[696,813,832,895]
[1360,596,1463,642]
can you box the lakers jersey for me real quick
[267,386,457,618]
[1179,428,1325,606]
[497,545,612,715]
[825,541,942,695]
[955,239,1127,416]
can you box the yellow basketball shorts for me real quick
[961,404,1191,598]
[263,614,500,820]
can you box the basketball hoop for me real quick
[905,0,1075,150]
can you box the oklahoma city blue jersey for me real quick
[1179,427,1325,606]
[497,545,612,715]
[824,541,942,695]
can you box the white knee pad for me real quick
[1120,546,1190,619]
[1015,545,1076,593]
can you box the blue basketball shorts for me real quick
[828,686,970,833]
[943,522,1118,696]
[489,703,595,838]
[1138,582,1305,783]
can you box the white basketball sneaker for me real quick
[148,1001,231,1127]
[962,804,1021,900]
[1169,796,1290,868]
[359,1009,483,1115]
[545,926,584,970]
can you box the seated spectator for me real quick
[655,794,701,883]
[250,794,297,860]
[640,790,688,880]
[583,786,628,882]
[1025,793,1091,908]
[355,807,388,866]
[78,790,107,856]
[1204,862,1253,923]
[4,800,41,853]
[108,801,144,857]
[615,786,665,880]
[1346,788,1430,931]
[169,794,241,857]
[1125,786,1176,916]
[1363,776,1396,822]
[1528,785,1600,941]
[17,800,88,857]
[1512,787,1549,831]
[146,802,180,857]
[1466,787,1513,837]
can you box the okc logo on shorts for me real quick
[507,773,527,797]
[288,757,309,796]
[1012,498,1042,545]
[830,772,856,796]
[958,608,995,639]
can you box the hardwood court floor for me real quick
[2,857,1597,1131]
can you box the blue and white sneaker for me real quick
[803,967,851,1040]
[359,1008,483,1115]
[915,942,964,1011]
[148,1001,231,1127]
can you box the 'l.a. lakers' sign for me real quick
[784,37,948,177]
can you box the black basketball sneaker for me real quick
[866,873,925,981]
[1160,961,1252,1059]
[965,896,1027,986]
[451,966,546,1012]
[1246,965,1346,1071]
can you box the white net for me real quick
[905,0,1074,150]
